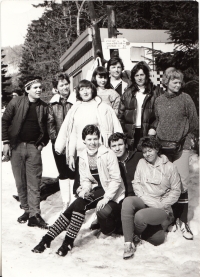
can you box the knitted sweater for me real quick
[153,92,199,149]
[69,100,99,156]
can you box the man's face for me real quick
[110,139,126,158]
[57,79,70,97]
[84,134,99,151]
[109,62,122,80]
[26,82,42,101]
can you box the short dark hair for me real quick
[107,57,124,72]
[91,66,109,88]
[52,72,70,89]
[76,79,97,101]
[130,61,151,88]
[82,125,100,140]
[25,76,42,91]
[108,132,127,147]
[139,136,161,153]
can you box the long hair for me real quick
[91,66,109,88]
[130,62,151,91]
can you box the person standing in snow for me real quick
[148,67,199,240]
[121,136,181,259]
[2,76,49,229]
[106,56,131,97]
[47,72,76,211]
[32,125,125,256]
[118,61,163,150]
[54,79,123,194]
[91,66,120,115]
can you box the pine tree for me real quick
[1,50,12,107]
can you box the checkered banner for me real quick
[150,71,164,89]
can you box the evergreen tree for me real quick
[1,50,12,107]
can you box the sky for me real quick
[0,0,47,47]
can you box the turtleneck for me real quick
[68,99,99,156]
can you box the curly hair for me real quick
[108,132,127,147]
[82,124,100,140]
[162,67,184,88]
[130,61,151,88]
[52,72,70,89]
[139,136,161,154]
[91,66,109,88]
[76,79,97,101]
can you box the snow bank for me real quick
[2,144,200,277]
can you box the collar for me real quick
[164,91,181,98]
[79,145,109,160]
[49,91,76,104]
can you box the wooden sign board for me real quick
[104,38,127,49]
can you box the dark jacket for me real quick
[47,94,73,143]
[118,82,163,146]
[119,150,143,196]
[2,95,49,148]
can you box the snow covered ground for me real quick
[2,143,200,277]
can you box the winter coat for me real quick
[118,82,163,147]
[132,155,181,215]
[55,96,123,161]
[119,150,143,197]
[78,145,125,203]
[47,93,75,143]
[97,88,120,115]
[2,95,49,148]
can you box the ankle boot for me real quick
[56,236,74,257]
[32,235,52,253]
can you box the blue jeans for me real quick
[11,142,42,217]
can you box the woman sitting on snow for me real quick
[122,136,181,260]
[32,125,125,256]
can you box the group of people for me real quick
[2,56,198,260]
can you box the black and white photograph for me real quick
[1,0,199,276]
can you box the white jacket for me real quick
[132,155,181,214]
[55,96,123,161]
[78,145,125,203]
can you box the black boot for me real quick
[28,214,48,229]
[17,212,29,223]
[56,236,74,257]
[32,235,52,253]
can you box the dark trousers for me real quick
[11,142,42,217]
[52,144,75,180]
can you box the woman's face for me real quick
[96,74,107,88]
[142,147,158,165]
[134,69,146,87]
[109,62,122,80]
[57,79,70,97]
[79,86,93,102]
[167,78,182,94]
[84,134,99,151]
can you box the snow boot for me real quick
[56,236,74,257]
[32,235,52,253]
[17,212,29,224]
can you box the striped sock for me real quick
[47,213,70,239]
[66,211,85,239]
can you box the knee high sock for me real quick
[65,211,85,240]
[46,213,70,240]
[172,191,188,223]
